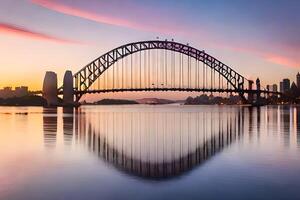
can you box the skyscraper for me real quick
[280,81,284,93]
[272,84,278,97]
[282,79,290,93]
[272,84,278,92]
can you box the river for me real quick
[0,105,300,200]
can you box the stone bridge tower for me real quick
[63,70,74,105]
[43,71,58,106]
[43,70,74,106]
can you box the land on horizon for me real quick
[0,93,298,106]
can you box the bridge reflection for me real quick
[68,107,245,180]
[43,108,58,149]
[62,107,74,146]
[42,106,300,180]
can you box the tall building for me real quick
[280,81,284,93]
[291,82,297,92]
[272,84,278,92]
[272,84,278,97]
[297,72,300,88]
[282,79,290,93]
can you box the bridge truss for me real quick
[73,40,249,101]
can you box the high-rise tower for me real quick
[296,73,300,88]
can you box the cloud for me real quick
[0,22,83,44]
[31,0,136,27]
[265,54,299,69]
[214,41,299,69]
[30,0,179,34]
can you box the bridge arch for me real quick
[72,40,247,101]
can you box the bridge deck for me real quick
[73,88,281,95]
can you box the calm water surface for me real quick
[0,105,300,200]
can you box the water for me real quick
[0,105,300,200]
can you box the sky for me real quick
[0,0,299,100]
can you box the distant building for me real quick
[15,86,28,97]
[291,82,297,90]
[272,84,278,92]
[282,79,290,93]
[0,87,13,99]
[280,81,284,93]
[272,84,278,97]
[0,86,29,99]
[280,79,290,93]
[266,85,270,91]
[290,82,298,97]
[3,87,12,91]
[297,73,300,88]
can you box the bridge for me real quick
[42,40,282,106]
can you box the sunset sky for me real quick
[0,0,299,99]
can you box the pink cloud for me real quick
[31,0,136,27]
[213,40,299,69]
[265,54,299,68]
[30,0,181,34]
[0,22,83,44]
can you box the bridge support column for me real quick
[43,71,58,106]
[248,80,254,104]
[255,78,261,105]
[63,70,74,105]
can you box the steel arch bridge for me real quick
[57,40,280,103]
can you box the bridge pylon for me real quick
[43,71,58,106]
[248,80,254,104]
[255,78,261,105]
[62,70,74,105]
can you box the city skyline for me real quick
[0,0,299,97]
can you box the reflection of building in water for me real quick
[280,106,291,148]
[74,107,245,180]
[248,107,254,140]
[256,107,261,136]
[271,105,279,131]
[63,107,74,146]
[295,107,300,148]
[43,108,58,149]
